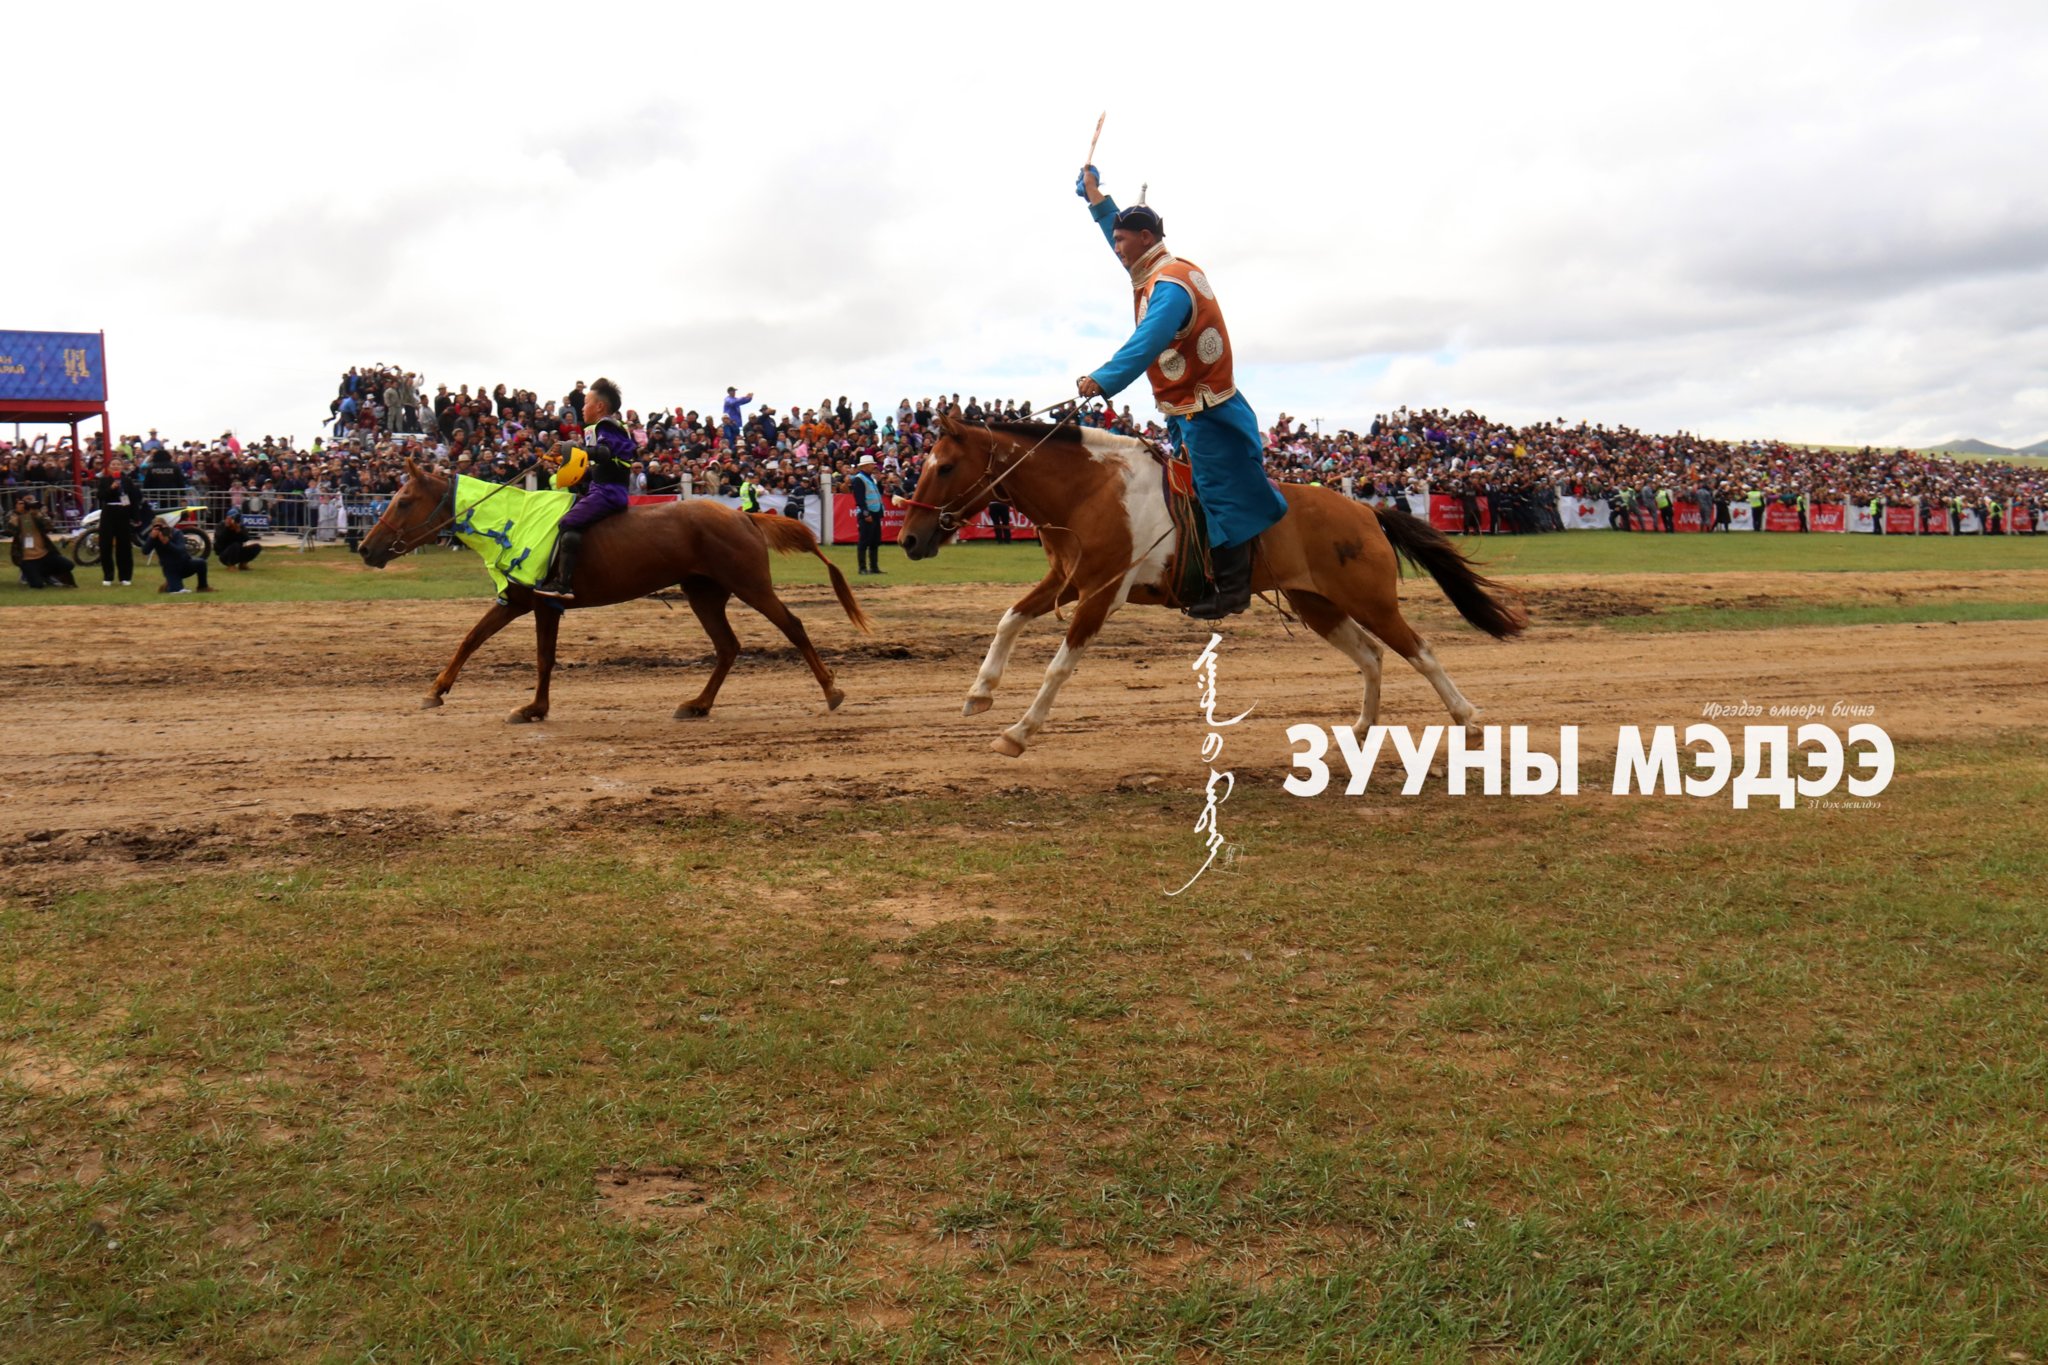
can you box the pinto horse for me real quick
[358,460,871,722]
[897,413,1526,756]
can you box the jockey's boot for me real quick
[1183,539,1255,620]
[534,529,583,601]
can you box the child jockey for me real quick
[536,376,633,601]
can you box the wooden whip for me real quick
[1085,111,1105,165]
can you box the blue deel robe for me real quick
[1087,196,1287,550]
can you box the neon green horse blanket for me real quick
[451,476,572,595]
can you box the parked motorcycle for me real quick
[68,504,212,566]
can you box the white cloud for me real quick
[9,0,2046,447]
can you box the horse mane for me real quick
[974,419,1158,459]
[977,419,1089,445]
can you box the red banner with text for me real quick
[1762,504,1803,532]
[1883,506,1917,534]
[1425,494,1493,533]
[1809,503,1845,533]
[830,494,1037,543]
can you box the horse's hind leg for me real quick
[1285,590,1384,731]
[509,604,561,724]
[1351,596,1479,730]
[731,579,844,712]
[676,579,740,719]
[424,598,528,708]
[1316,558,1480,730]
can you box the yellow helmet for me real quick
[552,446,589,489]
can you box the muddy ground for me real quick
[4,569,2044,884]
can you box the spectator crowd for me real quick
[4,363,2044,536]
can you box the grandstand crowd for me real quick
[4,362,2045,534]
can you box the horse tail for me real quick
[747,513,875,634]
[1372,505,1528,639]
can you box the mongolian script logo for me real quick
[64,348,92,383]
[1167,633,1254,897]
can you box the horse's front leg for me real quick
[965,569,1069,716]
[509,604,562,724]
[991,581,1122,757]
[423,598,528,708]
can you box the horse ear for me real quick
[405,456,422,479]
[938,411,963,438]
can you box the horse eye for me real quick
[939,463,955,477]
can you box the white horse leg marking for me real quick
[1324,619,1385,730]
[1407,638,1479,729]
[1001,575,1134,751]
[966,607,1033,713]
[1002,640,1088,750]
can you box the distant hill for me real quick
[1926,438,2015,455]
[2022,439,2048,457]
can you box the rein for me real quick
[382,458,542,556]
[892,400,1097,531]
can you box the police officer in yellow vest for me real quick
[1745,487,1764,530]
[1655,487,1673,533]
[1074,164,1288,619]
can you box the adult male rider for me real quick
[1075,164,1287,619]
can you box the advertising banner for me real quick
[1810,503,1846,533]
[1762,504,1803,532]
[1730,503,1755,531]
[1556,496,1611,530]
[1845,504,1875,534]
[1425,494,1491,533]
[828,494,1036,543]
[2012,507,2036,534]
[1883,506,1917,535]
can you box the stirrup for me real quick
[1182,587,1253,621]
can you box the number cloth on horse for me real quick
[1085,194,1286,552]
[451,476,572,595]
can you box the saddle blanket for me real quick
[451,476,572,595]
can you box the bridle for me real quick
[377,456,542,556]
[893,400,1093,532]
[375,473,460,557]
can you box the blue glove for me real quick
[1075,164,1100,198]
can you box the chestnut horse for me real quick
[359,461,871,722]
[897,413,1526,756]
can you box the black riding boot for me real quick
[535,529,583,600]
[1183,539,1255,620]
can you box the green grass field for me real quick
[7,531,2048,609]
[4,737,2043,1360]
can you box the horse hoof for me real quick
[508,709,544,725]
[826,689,846,712]
[420,695,443,710]
[674,705,709,720]
[989,734,1026,758]
[963,695,993,716]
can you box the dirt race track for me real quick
[5,569,2046,878]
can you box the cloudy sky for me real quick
[10,0,2046,448]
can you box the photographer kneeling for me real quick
[8,495,78,589]
[140,519,216,595]
[215,508,263,571]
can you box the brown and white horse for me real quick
[897,414,1526,756]
[359,460,871,723]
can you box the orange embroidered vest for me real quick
[1131,247,1236,417]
